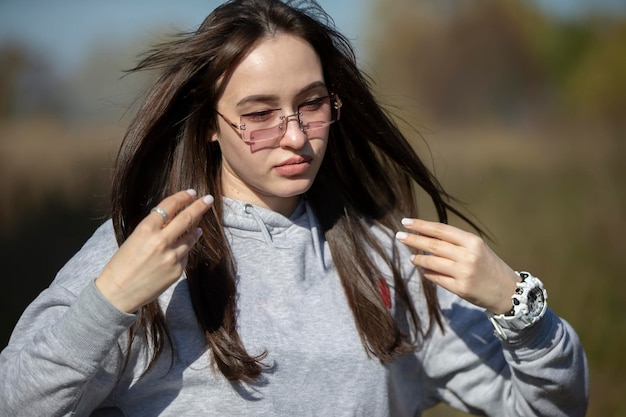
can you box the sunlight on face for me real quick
[213,34,330,216]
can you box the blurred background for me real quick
[1,0,624,416]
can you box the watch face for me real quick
[528,287,545,317]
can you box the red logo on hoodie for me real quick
[376,278,392,309]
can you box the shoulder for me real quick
[52,220,119,295]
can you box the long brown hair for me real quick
[111,0,478,382]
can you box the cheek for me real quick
[314,132,330,159]
[220,142,253,169]
[215,125,249,157]
[218,139,267,182]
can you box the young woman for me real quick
[0,0,588,416]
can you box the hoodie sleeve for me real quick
[420,286,589,417]
[0,222,137,417]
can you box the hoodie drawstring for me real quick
[305,200,326,271]
[244,203,273,244]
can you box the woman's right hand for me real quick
[95,189,214,313]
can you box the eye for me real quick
[299,97,327,112]
[242,109,280,123]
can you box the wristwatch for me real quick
[488,271,548,340]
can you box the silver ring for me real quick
[150,206,169,223]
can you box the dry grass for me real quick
[0,118,124,229]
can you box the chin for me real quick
[272,179,314,199]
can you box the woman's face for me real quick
[212,34,330,216]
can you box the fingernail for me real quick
[195,227,203,238]
[202,194,214,205]
[401,218,414,226]
[395,231,408,240]
[186,189,197,197]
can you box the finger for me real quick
[171,227,204,260]
[411,252,458,281]
[419,267,455,290]
[164,194,214,242]
[412,255,469,298]
[149,189,199,226]
[150,206,170,224]
[401,218,472,246]
[395,231,462,261]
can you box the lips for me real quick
[276,155,313,167]
[274,155,313,176]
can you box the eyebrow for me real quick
[235,81,327,107]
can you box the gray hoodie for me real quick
[0,197,588,416]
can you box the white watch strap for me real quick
[487,271,548,341]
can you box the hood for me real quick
[222,196,327,270]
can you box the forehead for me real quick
[219,34,325,103]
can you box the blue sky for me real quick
[0,0,371,75]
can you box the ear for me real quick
[209,131,219,143]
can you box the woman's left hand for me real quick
[396,218,519,315]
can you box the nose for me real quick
[279,112,307,149]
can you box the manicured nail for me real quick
[401,218,414,226]
[194,227,203,238]
[186,189,197,197]
[396,231,408,240]
[202,194,214,205]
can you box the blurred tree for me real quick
[367,0,626,130]
[0,30,164,127]
[68,35,160,125]
[368,0,546,126]
[564,19,626,130]
[0,42,65,121]
[0,43,24,119]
